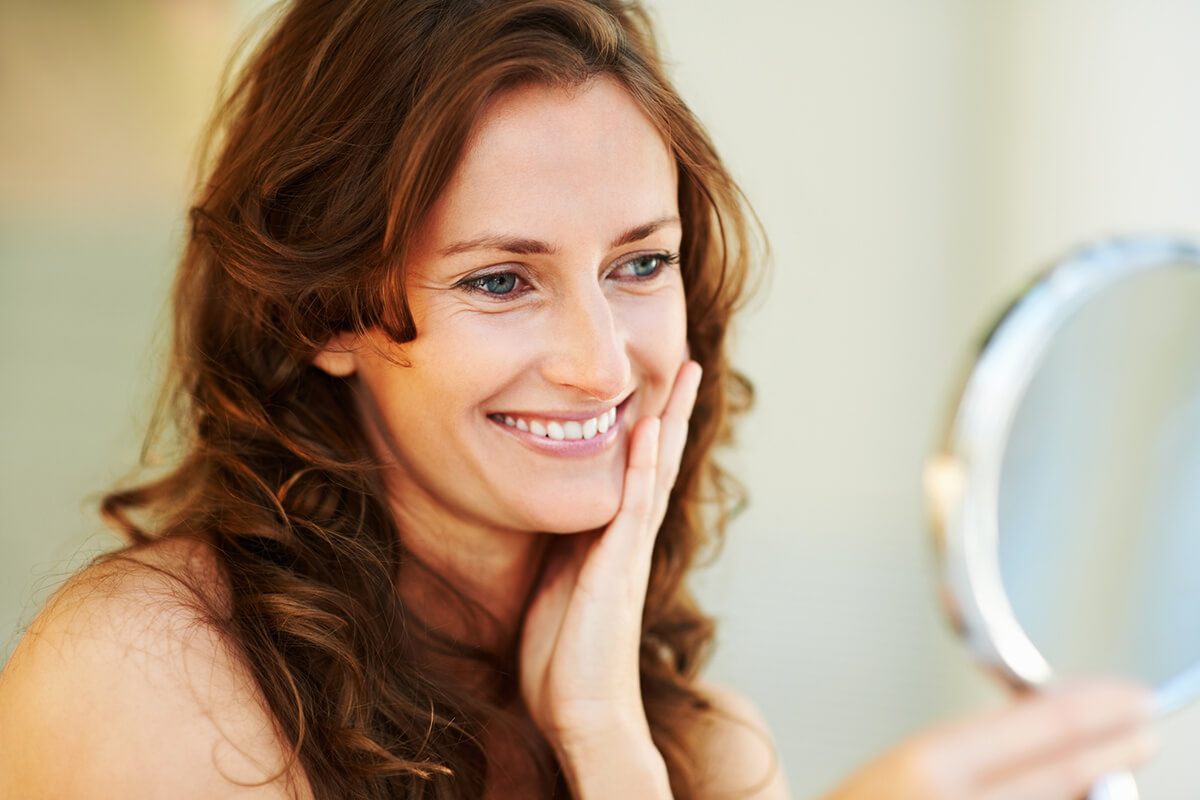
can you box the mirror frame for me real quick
[925,236,1200,704]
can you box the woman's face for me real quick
[320,76,687,536]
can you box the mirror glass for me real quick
[998,263,1200,688]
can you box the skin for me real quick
[824,680,1157,800]
[0,77,1157,800]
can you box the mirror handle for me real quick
[1088,771,1139,800]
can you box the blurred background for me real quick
[3,0,1200,796]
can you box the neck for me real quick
[352,382,552,689]
[386,483,552,692]
[403,502,549,647]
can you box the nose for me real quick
[540,282,631,401]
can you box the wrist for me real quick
[556,723,672,800]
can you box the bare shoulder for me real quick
[0,536,311,799]
[692,679,791,800]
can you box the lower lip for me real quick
[488,401,628,457]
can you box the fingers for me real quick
[975,724,1157,800]
[609,415,660,554]
[917,678,1156,800]
[651,361,702,524]
[598,359,701,543]
[942,679,1153,772]
[577,361,699,598]
[627,415,661,473]
[576,417,658,593]
[618,361,701,572]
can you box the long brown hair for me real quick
[101,1,762,797]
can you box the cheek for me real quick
[397,320,532,410]
[621,290,688,393]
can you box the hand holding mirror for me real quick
[926,238,1200,799]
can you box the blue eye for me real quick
[618,252,678,280]
[472,273,519,294]
[627,255,662,277]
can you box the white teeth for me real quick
[496,407,620,439]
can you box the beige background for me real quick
[3,1,1200,796]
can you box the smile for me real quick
[488,408,617,441]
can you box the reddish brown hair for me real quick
[102,1,762,797]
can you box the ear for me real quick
[312,331,361,377]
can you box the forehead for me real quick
[414,76,679,254]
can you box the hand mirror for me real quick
[925,238,1200,800]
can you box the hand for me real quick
[518,361,702,771]
[824,678,1157,800]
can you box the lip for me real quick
[490,390,633,424]
[488,395,631,457]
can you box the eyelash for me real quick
[457,251,680,299]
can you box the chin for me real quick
[522,494,623,535]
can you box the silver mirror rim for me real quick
[928,236,1200,691]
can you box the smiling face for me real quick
[316,76,687,537]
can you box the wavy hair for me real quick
[100,1,762,797]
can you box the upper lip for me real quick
[491,392,632,421]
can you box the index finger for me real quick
[584,362,700,594]
[650,360,702,526]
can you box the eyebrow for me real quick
[438,216,681,257]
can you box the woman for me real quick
[0,1,1155,798]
